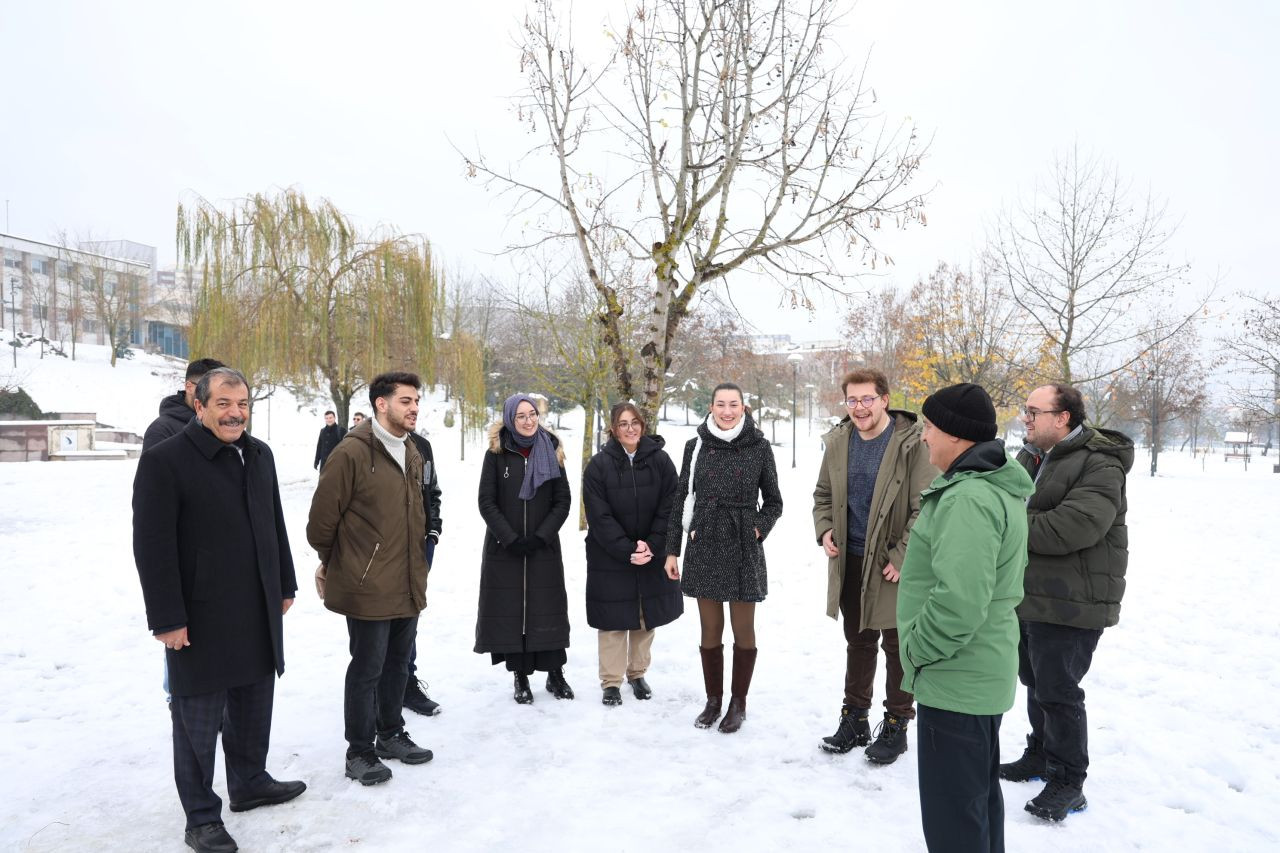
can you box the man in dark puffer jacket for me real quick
[1001,383,1133,823]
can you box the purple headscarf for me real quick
[502,393,561,501]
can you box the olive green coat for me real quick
[812,411,938,630]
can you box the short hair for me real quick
[609,402,645,434]
[194,367,250,406]
[324,410,335,417]
[352,411,366,420]
[185,357,225,382]
[1050,384,1087,430]
[369,371,422,406]
[711,382,744,406]
[840,368,889,398]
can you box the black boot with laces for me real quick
[404,677,441,716]
[864,712,909,765]
[1000,735,1049,782]
[1025,777,1088,821]
[820,707,871,754]
[513,672,534,704]
[546,668,575,700]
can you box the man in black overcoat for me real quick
[133,367,305,853]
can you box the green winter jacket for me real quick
[898,441,1034,715]
[1015,426,1133,629]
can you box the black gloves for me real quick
[506,534,547,556]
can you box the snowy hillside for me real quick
[1,339,1278,852]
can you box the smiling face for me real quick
[513,401,539,438]
[194,377,250,444]
[921,416,972,471]
[612,406,645,453]
[711,388,745,429]
[844,381,890,438]
[1023,385,1071,451]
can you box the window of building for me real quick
[4,256,21,269]
[30,259,49,276]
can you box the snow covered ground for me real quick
[2,340,1278,852]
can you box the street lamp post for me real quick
[804,383,815,436]
[8,277,20,368]
[788,353,803,468]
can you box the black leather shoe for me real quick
[229,778,307,812]
[546,668,575,700]
[602,686,623,706]
[628,677,653,700]
[514,672,534,704]
[185,822,238,853]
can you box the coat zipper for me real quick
[360,542,381,586]
[522,455,528,636]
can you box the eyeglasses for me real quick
[616,420,642,430]
[1020,407,1063,419]
[514,412,539,424]
[844,395,882,409]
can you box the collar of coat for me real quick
[342,417,423,473]
[183,418,257,461]
[601,433,665,465]
[486,420,567,466]
[824,408,921,448]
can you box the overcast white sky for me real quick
[1,0,1276,341]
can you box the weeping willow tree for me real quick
[451,331,488,460]
[178,189,439,424]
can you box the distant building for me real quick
[0,232,190,357]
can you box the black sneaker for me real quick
[184,822,238,853]
[628,677,653,700]
[345,752,392,786]
[546,668,575,700]
[404,678,441,716]
[821,707,871,754]
[864,713,909,765]
[1000,736,1049,782]
[514,673,534,704]
[1025,778,1087,821]
[375,731,434,765]
[602,686,623,706]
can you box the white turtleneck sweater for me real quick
[371,416,407,474]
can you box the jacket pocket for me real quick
[359,542,382,587]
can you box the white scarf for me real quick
[681,413,747,529]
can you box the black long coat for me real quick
[583,434,683,631]
[314,422,347,468]
[666,413,784,602]
[133,420,298,697]
[474,423,572,654]
[141,390,193,452]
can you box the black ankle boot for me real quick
[546,668,575,699]
[1000,735,1049,782]
[513,672,533,704]
[864,713,909,764]
[820,707,871,753]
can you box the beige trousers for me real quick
[598,612,654,689]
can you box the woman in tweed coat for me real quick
[665,383,783,733]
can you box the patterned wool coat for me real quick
[665,413,784,602]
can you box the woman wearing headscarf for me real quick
[475,394,574,704]
[665,382,783,733]
[583,402,682,706]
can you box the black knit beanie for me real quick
[922,383,997,443]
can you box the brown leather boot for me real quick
[694,645,724,729]
[718,645,757,733]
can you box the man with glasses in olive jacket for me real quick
[1000,384,1133,822]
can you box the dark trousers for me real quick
[916,704,1004,853]
[170,674,275,830]
[840,553,914,718]
[345,615,417,757]
[1018,620,1102,785]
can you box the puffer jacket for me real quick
[306,419,429,620]
[812,410,938,628]
[1016,426,1134,629]
[898,441,1034,716]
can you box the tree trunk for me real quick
[579,402,594,531]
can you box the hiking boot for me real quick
[695,645,724,729]
[1025,778,1088,821]
[602,686,623,706]
[717,645,757,734]
[184,822,238,853]
[546,668,575,699]
[1000,735,1049,782]
[820,707,871,754]
[514,672,534,704]
[628,676,653,700]
[345,752,392,786]
[403,678,441,716]
[864,713,909,765]
[375,731,433,765]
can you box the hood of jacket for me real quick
[1023,425,1135,474]
[823,408,920,446]
[157,390,194,426]
[927,439,1034,502]
[601,432,667,465]
[485,421,567,466]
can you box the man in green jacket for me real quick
[812,368,937,763]
[898,383,1033,853]
[307,371,434,786]
[999,384,1133,822]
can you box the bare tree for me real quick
[1119,314,1208,476]
[464,0,927,427]
[1218,292,1279,453]
[992,147,1202,384]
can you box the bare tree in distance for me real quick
[992,147,1208,385]
[1120,313,1209,476]
[462,0,928,429]
[1217,292,1279,454]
